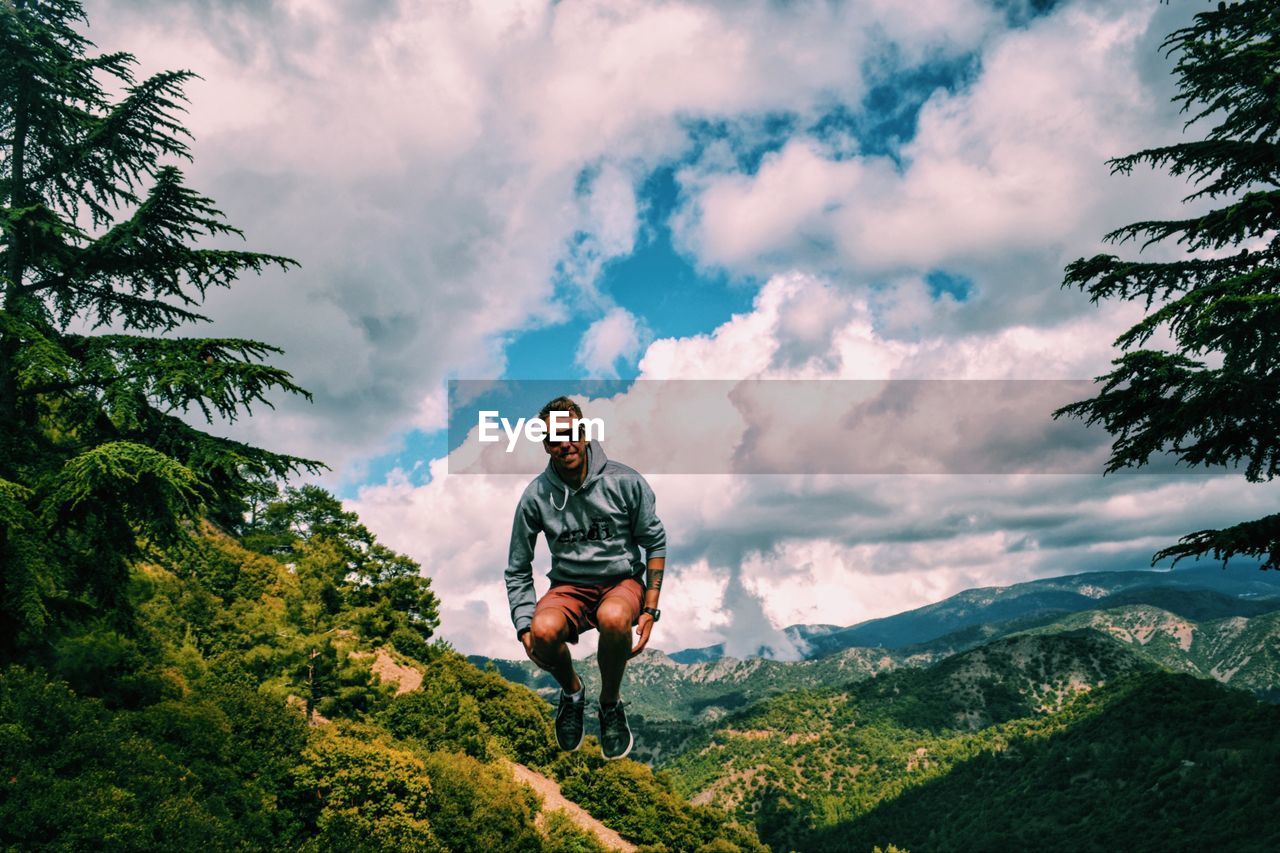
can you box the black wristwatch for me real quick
[642,606,661,622]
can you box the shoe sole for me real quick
[558,729,584,752]
[602,727,633,761]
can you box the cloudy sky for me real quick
[81,0,1276,658]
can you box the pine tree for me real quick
[1056,0,1280,570]
[0,0,323,652]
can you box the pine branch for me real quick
[0,202,87,303]
[0,309,72,391]
[61,285,210,331]
[139,408,327,485]
[39,440,203,544]
[1109,266,1279,356]
[1163,1,1280,144]
[31,68,199,224]
[1062,249,1266,307]
[1054,351,1280,482]
[17,167,296,331]
[1154,513,1280,570]
[1107,139,1280,203]
[19,333,315,424]
[1103,189,1280,252]
[0,475,51,636]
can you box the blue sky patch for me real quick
[993,0,1064,29]
[606,167,758,338]
[337,427,449,498]
[347,37,991,494]
[680,113,799,176]
[502,165,759,383]
[926,269,975,302]
[812,51,980,166]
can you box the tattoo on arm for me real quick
[647,567,663,593]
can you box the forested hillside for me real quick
[483,584,1280,851]
[0,486,765,851]
[0,4,762,848]
[658,632,1280,852]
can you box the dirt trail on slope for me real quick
[352,647,423,694]
[509,761,636,852]
[369,648,423,694]
[359,647,628,849]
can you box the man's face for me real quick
[543,413,588,476]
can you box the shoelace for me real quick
[598,701,625,723]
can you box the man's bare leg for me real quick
[595,600,633,705]
[530,611,582,694]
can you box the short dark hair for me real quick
[538,395,584,424]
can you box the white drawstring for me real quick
[551,483,570,511]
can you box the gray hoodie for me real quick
[505,439,667,635]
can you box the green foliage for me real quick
[554,750,767,852]
[0,665,308,850]
[0,0,323,653]
[287,637,392,722]
[817,673,1280,853]
[1056,0,1280,569]
[242,485,441,646]
[289,718,545,853]
[293,723,442,852]
[425,647,559,769]
[51,620,177,708]
[661,630,1280,852]
[379,666,489,759]
[540,809,611,853]
[6,476,766,851]
[417,750,543,852]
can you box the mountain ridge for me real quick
[473,567,1280,730]
[667,565,1280,663]
[657,632,1280,851]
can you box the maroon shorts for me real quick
[534,576,645,644]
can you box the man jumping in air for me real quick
[505,396,667,760]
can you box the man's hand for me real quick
[519,629,549,669]
[629,612,655,658]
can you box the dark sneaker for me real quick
[597,700,633,760]
[555,691,585,751]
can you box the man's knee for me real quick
[596,601,632,635]
[530,610,570,649]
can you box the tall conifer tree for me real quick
[0,0,322,651]
[1057,0,1279,569]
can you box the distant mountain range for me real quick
[661,633,1280,852]
[667,564,1280,662]
[469,565,1280,850]
[470,566,1280,731]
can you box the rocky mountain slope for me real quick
[658,632,1280,852]
[475,568,1280,736]
[671,565,1280,662]
[1014,604,1280,700]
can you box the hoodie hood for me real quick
[544,438,608,494]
